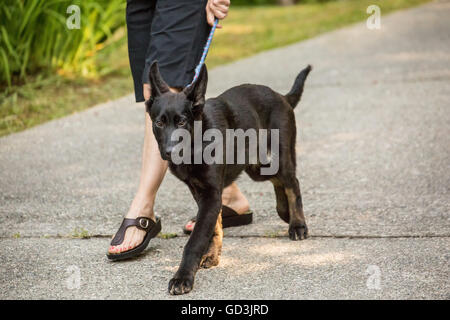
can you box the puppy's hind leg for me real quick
[200,211,223,269]
[270,178,290,224]
[284,177,308,240]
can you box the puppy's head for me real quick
[145,61,208,161]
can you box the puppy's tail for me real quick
[284,65,312,108]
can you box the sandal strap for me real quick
[110,217,157,246]
[185,205,235,225]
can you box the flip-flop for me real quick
[107,216,161,261]
[183,205,253,235]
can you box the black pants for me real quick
[126,0,210,102]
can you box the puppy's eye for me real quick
[155,120,164,128]
[177,120,186,127]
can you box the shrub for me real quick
[0,0,125,87]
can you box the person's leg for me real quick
[109,85,185,254]
[222,183,250,213]
[109,0,156,254]
[109,99,166,253]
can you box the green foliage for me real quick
[0,0,125,88]
[71,227,90,239]
[231,0,334,5]
[232,0,277,5]
[158,232,178,239]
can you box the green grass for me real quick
[264,231,283,238]
[0,0,430,137]
[0,0,126,86]
[71,227,91,239]
[158,232,178,239]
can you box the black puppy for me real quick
[146,61,312,295]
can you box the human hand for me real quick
[206,0,230,28]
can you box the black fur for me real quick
[146,61,312,295]
[285,65,312,108]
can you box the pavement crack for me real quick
[2,234,449,240]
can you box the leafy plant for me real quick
[71,227,90,239]
[0,0,125,88]
[158,233,178,239]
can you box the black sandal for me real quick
[183,205,253,235]
[107,216,161,261]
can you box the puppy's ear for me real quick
[183,64,208,116]
[148,61,170,97]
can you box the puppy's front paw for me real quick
[168,275,194,295]
[288,222,308,241]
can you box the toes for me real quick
[185,221,195,231]
[201,255,219,269]
[130,241,139,251]
[288,228,297,240]
[109,228,147,254]
[168,277,194,295]
[122,242,134,252]
[288,224,308,241]
[302,225,309,239]
[112,242,130,254]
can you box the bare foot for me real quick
[184,182,249,232]
[221,182,250,213]
[108,194,156,254]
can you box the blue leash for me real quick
[187,18,219,87]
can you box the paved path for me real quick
[1,1,449,299]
